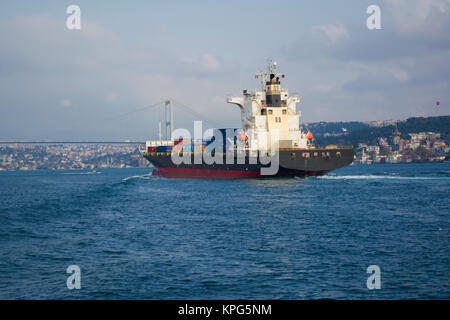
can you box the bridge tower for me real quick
[165,99,174,141]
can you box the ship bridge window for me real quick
[261,109,267,115]
[282,109,287,115]
[322,152,330,159]
[336,151,341,158]
[302,152,310,158]
[268,109,273,115]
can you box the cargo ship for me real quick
[140,60,353,179]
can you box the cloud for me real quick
[180,53,221,72]
[385,0,450,36]
[198,54,221,72]
[106,91,119,103]
[59,99,71,107]
[280,0,450,121]
[310,84,340,94]
[0,2,449,140]
[389,68,409,82]
[0,15,121,75]
[311,24,349,43]
[285,0,450,63]
[0,14,239,139]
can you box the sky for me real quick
[0,0,449,140]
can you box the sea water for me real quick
[0,163,449,299]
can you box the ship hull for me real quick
[143,148,353,179]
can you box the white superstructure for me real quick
[227,60,309,151]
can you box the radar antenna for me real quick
[255,59,284,90]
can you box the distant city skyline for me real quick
[1,0,449,140]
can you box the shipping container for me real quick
[207,128,238,151]
[182,145,195,152]
[194,144,204,152]
[156,145,172,152]
[172,144,183,152]
[175,138,191,146]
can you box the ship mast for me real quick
[255,59,284,91]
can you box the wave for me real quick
[316,175,450,180]
[121,173,154,182]
[422,171,450,176]
[62,171,101,175]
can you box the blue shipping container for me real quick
[207,128,238,152]
[156,146,172,152]
[182,145,194,152]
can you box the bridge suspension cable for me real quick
[113,98,223,128]
[1,99,226,144]
[172,99,223,128]
[112,100,165,118]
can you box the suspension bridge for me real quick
[0,99,224,145]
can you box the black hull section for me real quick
[143,148,353,179]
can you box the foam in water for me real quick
[122,174,154,182]
[316,175,449,180]
[62,171,102,175]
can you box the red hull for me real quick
[152,167,327,179]
[152,167,261,179]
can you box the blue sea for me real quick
[0,163,449,299]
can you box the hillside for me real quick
[300,121,370,136]
[304,116,450,147]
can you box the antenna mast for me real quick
[255,59,283,90]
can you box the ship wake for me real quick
[121,173,155,182]
[316,175,449,180]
